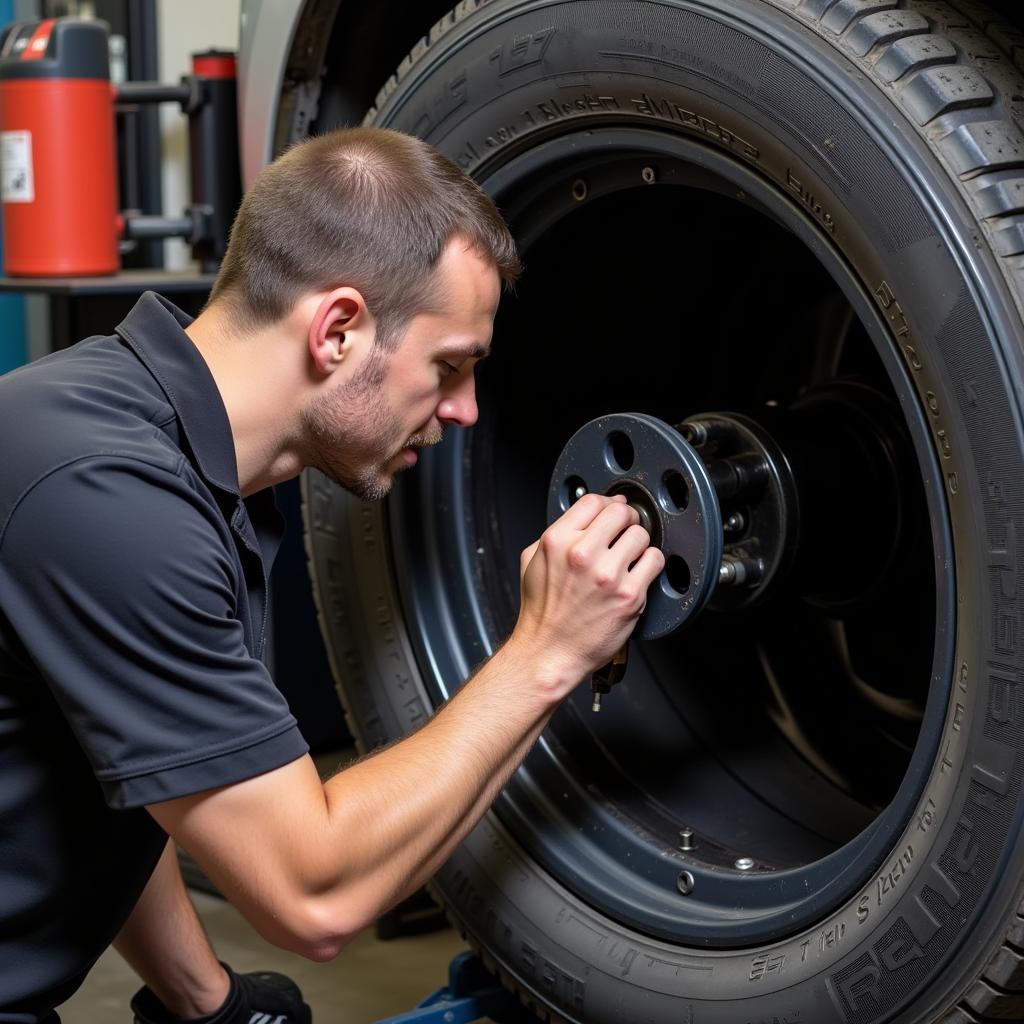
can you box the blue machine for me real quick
[374,953,537,1024]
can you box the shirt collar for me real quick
[115,291,241,496]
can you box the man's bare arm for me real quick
[147,494,664,960]
[113,840,229,1015]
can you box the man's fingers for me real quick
[566,501,640,567]
[602,523,654,572]
[629,544,667,588]
[549,492,629,535]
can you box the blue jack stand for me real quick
[373,951,539,1023]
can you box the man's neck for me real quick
[185,306,306,496]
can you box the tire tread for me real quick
[770,0,1024,335]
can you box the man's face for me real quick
[302,239,501,500]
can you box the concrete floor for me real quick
[60,890,470,1023]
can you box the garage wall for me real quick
[156,0,240,270]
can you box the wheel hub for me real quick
[548,410,798,637]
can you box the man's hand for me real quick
[512,493,665,696]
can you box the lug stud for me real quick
[724,511,746,533]
[680,421,708,447]
[718,555,764,588]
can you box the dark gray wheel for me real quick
[302,2,1024,1020]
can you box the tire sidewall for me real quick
[306,2,1024,1021]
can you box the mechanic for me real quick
[0,126,664,1023]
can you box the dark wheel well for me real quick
[273,0,457,152]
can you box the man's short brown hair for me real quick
[209,126,521,347]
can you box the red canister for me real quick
[0,18,118,276]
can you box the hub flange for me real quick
[679,413,799,613]
[548,412,722,639]
[549,410,802,638]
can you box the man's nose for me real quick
[437,375,478,428]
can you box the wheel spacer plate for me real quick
[547,413,722,639]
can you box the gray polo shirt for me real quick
[0,292,309,1019]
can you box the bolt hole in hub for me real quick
[562,474,588,508]
[606,430,636,472]
[664,555,691,597]
[392,134,951,945]
[661,470,690,513]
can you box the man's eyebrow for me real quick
[443,343,491,361]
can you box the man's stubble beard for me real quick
[300,348,442,501]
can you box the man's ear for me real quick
[308,287,369,376]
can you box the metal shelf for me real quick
[0,269,215,296]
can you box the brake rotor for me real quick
[547,412,723,639]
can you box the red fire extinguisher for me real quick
[0,18,118,276]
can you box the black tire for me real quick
[302,2,1024,1021]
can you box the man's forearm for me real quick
[113,840,230,1017]
[153,634,568,958]
[405,709,552,894]
[311,636,562,937]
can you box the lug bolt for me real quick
[571,178,588,202]
[677,870,695,896]
[718,555,764,588]
[724,512,746,534]
[574,484,587,500]
[641,165,656,184]
[678,827,695,852]
[680,421,708,447]
[735,857,755,871]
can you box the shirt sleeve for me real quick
[0,454,308,809]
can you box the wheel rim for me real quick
[387,128,954,946]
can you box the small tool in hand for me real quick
[591,644,628,711]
